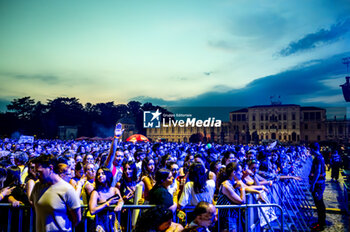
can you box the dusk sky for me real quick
[0,0,350,112]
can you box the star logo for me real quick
[143,110,161,128]
[150,109,161,121]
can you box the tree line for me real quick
[0,96,173,139]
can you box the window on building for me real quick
[261,124,264,130]
[317,135,321,141]
[261,114,264,121]
[265,125,268,129]
[265,114,268,121]
[284,135,287,140]
[305,135,308,141]
[304,124,308,129]
[292,113,296,120]
[232,115,236,121]
[265,135,269,140]
[252,114,256,121]
[252,124,256,130]
[279,135,282,140]
[329,125,333,134]
[278,124,281,129]
[283,124,287,129]
[242,114,246,121]
[292,124,296,129]
[278,114,281,120]
[304,112,309,121]
[283,114,287,120]
[310,112,315,120]
[237,115,241,121]
[339,126,343,134]
[243,125,245,130]
[316,112,321,120]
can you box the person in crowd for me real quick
[244,160,273,187]
[58,163,73,183]
[185,201,217,232]
[178,162,215,209]
[177,153,193,197]
[141,156,156,202]
[133,206,183,232]
[194,154,216,182]
[117,161,139,204]
[160,154,173,169]
[309,142,326,231]
[134,149,146,179]
[330,150,342,182]
[166,161,180,204]
[15,152,29,184]
[116,160,139,231]
[30,154,81,231]
[83,154,95,166]
[221,151,236,167]
[217,162,253,232]
[81,163,96,202]
[89,167,124,232]
[105,123,125,187]
[149,168,177,212]
[71,161,84,183]
[5,166,30,206]
[25,159,39,202]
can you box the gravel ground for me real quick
[315,169,350,232]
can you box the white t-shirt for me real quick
[179,179,215,207]
[30,179,81,232]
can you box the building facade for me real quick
[230,104,326,144]
[326,117,350,144]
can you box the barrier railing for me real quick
[0,202,284,232]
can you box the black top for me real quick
[149,185,173,209]
[309,152,326,187]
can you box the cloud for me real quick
[208,40,237,52]
[0,72,61,85]
[280,18,350,56]
[132,52,350,107]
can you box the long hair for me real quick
[95,167,113,191]
[217,162,240,187]
[189,162,207,194]
[122,161,138,182]
[141,156,156,180]
[4,166,21,187]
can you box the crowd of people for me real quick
[0,123,342,232]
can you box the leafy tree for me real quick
[7,96,36,120]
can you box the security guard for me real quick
[309,142,326,231]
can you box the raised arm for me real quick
[104,123,124,170]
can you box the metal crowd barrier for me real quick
[0,202,284,232]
